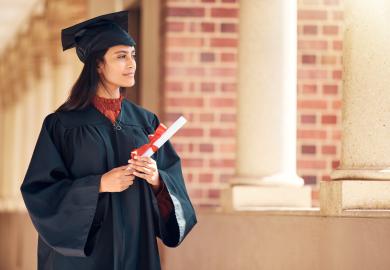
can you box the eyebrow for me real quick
[114,49,136,54]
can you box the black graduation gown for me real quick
[20,99,197,270]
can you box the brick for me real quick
[165,81,183,92]
[298,70,328,79]
[332,100,342,109]
[220,143,235,153]
[302,175,317,185]
[302,84,317,94]
[210,38,237,47]
[298,10,327,20]
[332,160,340,169]
[167,97,203,107]
[211,8,238,18]
[297,159,327,169]
[199,173,214,183]
[221,53,236,62]
[219,173,233,183]
[302,54,316,64]
[322,145,336,155]
[221,23,237,33]
[332,130,341,140]
[323,25,339,35]
[200,143,214,152]
[189,188,203,199]
[210,159,235,168]
[321,114,337,124]
[176,128,204,137]
[333,41,342,50]
[201,52,215,62]
[301,145,316,154]
[221,83,236,92]
[211,68,236,77]
[199,113,215,122]
[208,189,221,199]
[321,55,337,65]
[298,100,327,109]
[301,114,316,124]
[210,128,235,137]
[201,22,215,32]
[167,7,205,17]
[210,97,235,107]
[172,142,185,152]
[165,112,182,122]
[220,113,236,122]
[166,37,203,47]
[201,82,216,92]
[182,158,203,167]
[333,70,342,79]
[166,21,185,32]
[323,84,338,95]
[297,129,327,139]
[298,40,328,50]
[166,52,184,62]
[303,25,318,35]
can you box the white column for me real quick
[222,0,311,210]
[321,0,390,215]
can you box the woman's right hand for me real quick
[99,165,135,192]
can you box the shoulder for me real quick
[122,99,159,128]
[44,106,104,129]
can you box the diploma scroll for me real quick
[130,116,187,159]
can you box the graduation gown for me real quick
[20,99,197,270]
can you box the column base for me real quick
[320,180,390,216]
[221,184,312,211]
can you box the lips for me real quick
[123,73,135,76]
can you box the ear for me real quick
[96,59,105,74]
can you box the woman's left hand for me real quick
[127,155,160,189]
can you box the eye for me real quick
[132,53,136,58]
[118,54,127,59]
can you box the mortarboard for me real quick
[61,10,136,63]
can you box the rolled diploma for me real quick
[141,116,187,157]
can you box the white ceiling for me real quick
[0,0,42,53]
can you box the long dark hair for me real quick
[55,48,126,112]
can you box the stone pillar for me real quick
[88,0,123,16]
[321,0,390,215]
[222,0,311,210]
[32,15,55,126]
[47,0,88,109]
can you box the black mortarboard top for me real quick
[61,10,136,63]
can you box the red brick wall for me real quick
[162,0,343,208]
[162,0,239,207]
[297,0,343,206]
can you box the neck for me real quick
[96,81,121,99]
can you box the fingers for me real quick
[132,171,152,182]
[128,156,155,167]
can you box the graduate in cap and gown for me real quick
[20,10,197,270]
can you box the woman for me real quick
[20,11,197,270]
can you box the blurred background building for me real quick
[0,0,390,269]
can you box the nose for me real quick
[127,56,136,68]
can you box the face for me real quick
[97,45,136,88]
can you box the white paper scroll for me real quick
[140,116,187,157]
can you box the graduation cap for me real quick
[61,10,136,63]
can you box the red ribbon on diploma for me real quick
[130,123,167,159]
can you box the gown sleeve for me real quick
[20,113,104,257]
[150,113,197,247]
[153,180,174,222]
